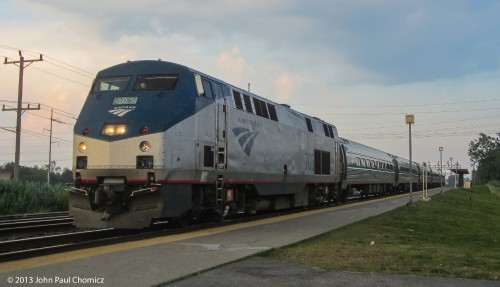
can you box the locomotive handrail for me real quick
[130,187,157,197]
[68,187,88,195]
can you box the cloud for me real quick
[217,46,248,85]
[2,0,500,171]
[274,74,294,102]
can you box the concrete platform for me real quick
[0,189,454,286]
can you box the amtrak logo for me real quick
[232,127,259,156]
[109,107,135,117]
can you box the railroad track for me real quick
[0,228,137,262]
[0,212,74,235]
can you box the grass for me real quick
[488,181,500,198]
[0,180,68,215]
[261,185,500,280]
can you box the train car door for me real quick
[194,74,228,171]
[212,82,228,170]
[194,74,217,171]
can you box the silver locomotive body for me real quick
[69,61,342,228]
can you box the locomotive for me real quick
[68,60,442,229]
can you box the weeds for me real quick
[0,180,68,215]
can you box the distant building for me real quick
[0,171,13,180]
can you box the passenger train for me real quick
[68,60,443,229]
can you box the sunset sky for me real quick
[1,0,499,174]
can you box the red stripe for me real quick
[79,179,339,185]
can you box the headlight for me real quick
[78,142,87,153]
[102,124,128,136]
[116,125,127,135]
[140,141,151,152]
[104,125,116,136]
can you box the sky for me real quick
[1,0,499,177]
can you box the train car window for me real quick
[93,76,131,92]
[233,91,243,109]
[305,118,313,132]
[254,98,263,115]
[328,126,335,138]
[260,100,270,118]
[322,124,330,137]
[267,103,278,121]
[253,98,269,119]
[134,74,178,90]
[212,82,224,99]
[242,94,254,113]
[201,79,214,99]
[222,85,231,98]
[262,102,270,118]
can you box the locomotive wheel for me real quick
[172,211,193,227]
[341,190,348,203]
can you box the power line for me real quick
[320,107,500,116]
[40,104,78,119]
[340,114,500,132]
[30,65,91,87]
[1,44,95,78]
[24,110,74,126]
[1,44,94,92]
[21,128,72,145]
[291,98,500,108]
[41,57,94,79]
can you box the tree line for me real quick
[0,162,73,184]
[468,133,500,183]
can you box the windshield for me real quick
[134,74,178,90]
[93,76,131,92]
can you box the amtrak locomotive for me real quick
[68,60,442,229]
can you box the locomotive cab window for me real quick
[134,74,178,90]
[93,76,131,92]
[201,78,214,99]
[305,118,313,132]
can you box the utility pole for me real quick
[406,114,414,205]
[44,108,62,185]
[48,109,54,185]
[3,51,43,180]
